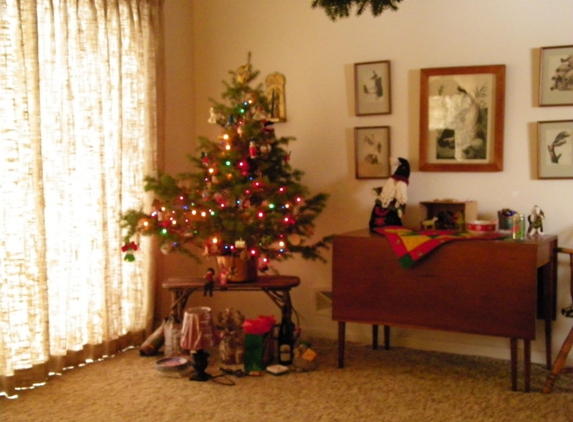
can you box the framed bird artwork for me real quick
[537,120,573,179]
[354,126,391,179]
[354,60,391,116]
[419,64,506,172]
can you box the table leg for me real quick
[171,289,193,321]
[338,321,346,368]
[542,325,573,394]
[510,338,518,391]
[384,325,391,350]
[263,288,293,318]
[524,339,531,393]
[372,325,378,350]
[543,241,557,369]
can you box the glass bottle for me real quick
[512,214,526,240]
[277,306,294,365]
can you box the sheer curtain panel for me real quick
[0,0,163,398]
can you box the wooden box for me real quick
[419,200,477,230]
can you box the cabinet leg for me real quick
[372,325,378,350]
[338,321,346,368]
[524,340,531,393]
[510,338,518,391]
[384,325,391,350]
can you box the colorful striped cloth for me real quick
[373,226,508,269]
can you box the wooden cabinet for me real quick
[332,229,557,391]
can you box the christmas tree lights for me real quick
[121,55,331,274]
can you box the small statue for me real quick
[420,217,438,230]
[203,267,215,297]
[527,205,545,236]
[369,157,410,229]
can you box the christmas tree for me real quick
[121,55,331,276]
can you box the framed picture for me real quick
[537,120,573,179]
[354,61,391,116]
[419,64,506,172]
[354,126,390,179]
[539,45,573,107]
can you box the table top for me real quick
[163,274,300,291]
[337,228,556,243]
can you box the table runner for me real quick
[373,226,508,268]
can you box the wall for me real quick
[162,0,573,365]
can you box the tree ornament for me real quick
[288,233,302,246]
[236,63,251,84]
[121,241,138,261]
[208,107,222,124]
[249,141,257,158]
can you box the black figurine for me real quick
[369,157,410,230]
[203,268,215,297]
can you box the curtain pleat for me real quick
[0,0,163,398]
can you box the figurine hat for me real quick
[392,157,410,183]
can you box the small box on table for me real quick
[419,200,477,231]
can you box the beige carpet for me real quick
[1,339,572,422]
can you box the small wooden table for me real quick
[162,275,300,321]
[333,229,558,392]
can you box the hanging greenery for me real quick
[312,0,403,21]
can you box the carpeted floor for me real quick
[1,339,572,422]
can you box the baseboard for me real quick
[302,326,560,366]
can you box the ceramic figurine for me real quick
[203,268,215,297]
[527,205,545,236]
[369,157,410,229]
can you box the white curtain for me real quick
[0,0,162,398]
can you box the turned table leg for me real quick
[543,325,573,393]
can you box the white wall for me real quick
[163,0,573,365]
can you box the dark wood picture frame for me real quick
[354,61,391,116]
[419,64,506,172]
[537,119,573,179]
[354,126,391,179]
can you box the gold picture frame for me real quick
[419,64,506,172]
[354,126,391,179]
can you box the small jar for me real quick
[512,214,526,240]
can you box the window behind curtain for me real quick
[0,0,163,398]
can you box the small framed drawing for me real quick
[354,126,391,179]
[539,45,573,107]
[354,61,391,116]
[419,64,506,172]
[537,120,573,179]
